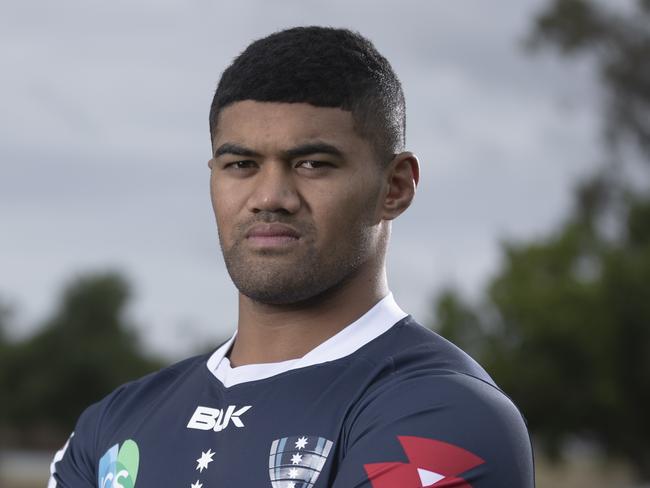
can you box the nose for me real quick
[247,162,301,215]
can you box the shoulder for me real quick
[355,316,499,388]
[345,366,530,453]
[102,353,208,406]
[48,354,212,484]
[75,353,210,448]
[349,316,530,447]
[335,318,533,485]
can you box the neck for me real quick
[229,265,388,367]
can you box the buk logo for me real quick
[98,439,140,488]
[187,405,252,432]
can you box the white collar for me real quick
[206,293,407,388]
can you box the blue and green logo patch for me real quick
[98,439,140,488]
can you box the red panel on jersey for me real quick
[364,436,485,487]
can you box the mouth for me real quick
[245,223,301,249]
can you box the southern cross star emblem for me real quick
[190,481,203,488]
[269,435,334,488]
[295,436,308,450]
[196,449,215,473]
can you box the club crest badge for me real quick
[98,439,140,488]
[269,435,333,488]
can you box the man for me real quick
[49,26,534,487]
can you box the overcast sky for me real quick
[0,0,601,359]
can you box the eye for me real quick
[295,160,331,170]
[224,160,257,170]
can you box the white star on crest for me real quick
[196,449,215,472]
[291,453,303,465]
[190,481,203,488]
[295,436,308,450]
[288,467,299,479]
[288,483,296,488]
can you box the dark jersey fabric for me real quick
[49,317,534,487]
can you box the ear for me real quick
[381,151,419,221]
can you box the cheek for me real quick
[314,187,380,239]
[211,181,241,238]
[209,174,219,211]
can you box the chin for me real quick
[239,284,319,306]
[237,270,357,307]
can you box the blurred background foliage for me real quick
[0,273,162,450]
[0,0,648,485]
[435,0,650,481]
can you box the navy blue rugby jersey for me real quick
[48,294,534,487]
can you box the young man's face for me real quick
[209,101,389,305]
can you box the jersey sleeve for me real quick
[330,372,534,487]
[47,402,100,487]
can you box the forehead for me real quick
[212,101,371,155]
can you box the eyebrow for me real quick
[213,141,345,160]
[283,142,344,159]
[214,143,261,158]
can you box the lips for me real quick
[245,223,301,248]
[245,223,300,239]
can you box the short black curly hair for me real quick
[209,26,405,164]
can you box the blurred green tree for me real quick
[0,272,162,449]
[0,300,9,351]
[0,300,14,431]
[529,0,650,156]
[434,0,650,480]
[438,192,650,476]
